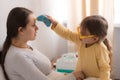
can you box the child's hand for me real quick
[76,78,82,80]
[73,71,86,80]
[46,15,58,27]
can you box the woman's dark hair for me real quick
[0,7,33,80]
[80,15,112,74]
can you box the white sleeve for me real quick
[48,71,76,80]
[13,53,51,80]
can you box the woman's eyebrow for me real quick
[33,19,36,24]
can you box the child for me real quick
[47,15,112,80]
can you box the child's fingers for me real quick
[46,15,56,23]
[46,15,53,21]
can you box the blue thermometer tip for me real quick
[37,15,51,27]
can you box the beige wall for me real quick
[0,0,69,60]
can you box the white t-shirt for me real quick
[4,45,75,80]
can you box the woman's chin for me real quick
[30,37,36,40]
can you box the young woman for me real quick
[0,7,84,80]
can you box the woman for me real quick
[0,7,84,80]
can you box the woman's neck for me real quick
[11,38,28,48]
[11,38,33,51]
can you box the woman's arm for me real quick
[12,53,51,80]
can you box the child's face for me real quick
[78,27,98,44]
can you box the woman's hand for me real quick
[51,56,61,69]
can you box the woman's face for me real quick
[21,14,38,41]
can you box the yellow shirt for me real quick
[51,23,111,80]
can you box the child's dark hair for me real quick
[80,15,112,73]
[80,15,108,41]
[0,7,33,80]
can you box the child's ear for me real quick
[94,37,99,41]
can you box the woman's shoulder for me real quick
[6,45,34,61]
[6,45,45,60]
[8,45,28,55]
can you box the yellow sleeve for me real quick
[51,23,80,43]
[97,44,111,80]
[74,54,81,72]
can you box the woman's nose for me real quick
[35,25,39,30]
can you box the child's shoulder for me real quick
[95,42,107,50]
[95,42,109,55]
[94,42,109,55]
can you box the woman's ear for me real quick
[18,27,24,35]
[18,27,24,33]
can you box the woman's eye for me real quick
[32,25,35,26]
[32,24,36,27]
